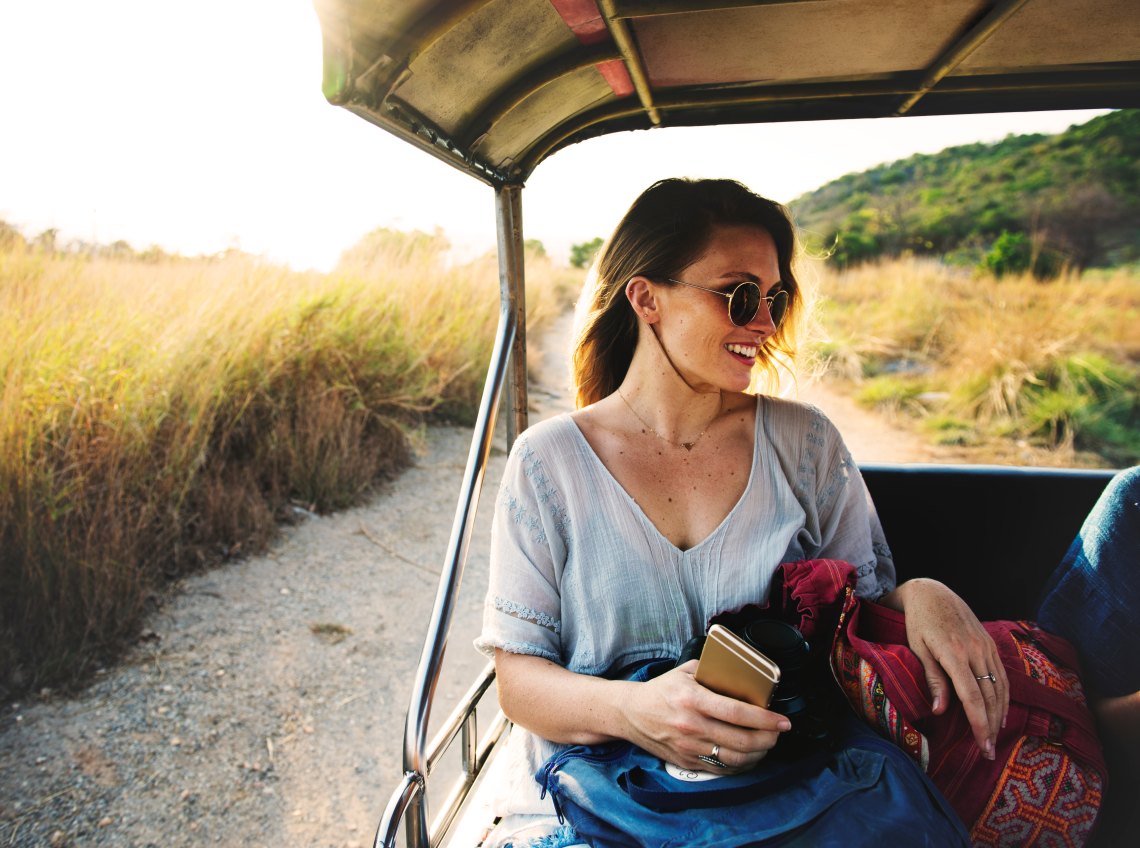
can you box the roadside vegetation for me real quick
[792,110,1139,274]
[6,111,1137,698]
[804,257,1140,468]
[0,230,578,699]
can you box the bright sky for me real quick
[0,0,1111,270]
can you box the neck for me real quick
[619,335,723,444]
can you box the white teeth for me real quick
[726,343,757,358]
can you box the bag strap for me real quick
[621,751,830,812]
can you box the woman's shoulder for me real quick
[511,412,582,459]
[755,392,842,439]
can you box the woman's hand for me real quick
[495,651,787,773]
[880,579,1009,759]
[619,659,790,773]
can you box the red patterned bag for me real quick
[832,589,1109,847]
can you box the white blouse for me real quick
[474,394,895,822]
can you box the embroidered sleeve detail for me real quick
[503,487,547,545]
[474,636,562,663]
[871,541,897,597]
[816,451,854,512]
[517,438,570,540]
[495,596,561,634]
[795,404,829,496]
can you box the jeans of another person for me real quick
[1037,467,1140,699]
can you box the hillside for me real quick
[790,110,1140,272]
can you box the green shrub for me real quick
[981,230,1032,277]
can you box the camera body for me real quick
[688,618,836,759]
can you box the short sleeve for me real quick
[474,434,570,663]
[814,457,897,600]
[771,400,896,601]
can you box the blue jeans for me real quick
[1037,467,1140,698]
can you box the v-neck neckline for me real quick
[564,396,763,554]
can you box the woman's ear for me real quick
[625,276,660,324]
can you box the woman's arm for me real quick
[794,413,1006,756]
[878,579,1009,760]
[495,650,790,773]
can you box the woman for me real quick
[474,178,1007,845]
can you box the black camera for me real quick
[679,617,837,759]
[741,620,834,758]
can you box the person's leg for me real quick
[1037,467,1140,840]
[1037,466,1140,699]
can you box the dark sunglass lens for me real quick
[769,289,789,327]
[729,283,761,326]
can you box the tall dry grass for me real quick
[0,236,580,697]
[806,257,1140,466]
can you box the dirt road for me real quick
[0,313,955,847]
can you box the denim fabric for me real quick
[536,711,969,848]
[1037,467,1140,698]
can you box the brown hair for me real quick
[572,178,803,408]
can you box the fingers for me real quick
[899,580,1010,759]
[954,664,999,759]
[641,664,787,771]
[677,658,791,737]
[958,638,1009,756]
[911,639,951,714]
[683,697,787,767]
[922,639,1010,759]
[692,740,771,773]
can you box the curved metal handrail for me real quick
[374,184,527,848]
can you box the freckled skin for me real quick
[651,225,780,394]
[571,223,778,552]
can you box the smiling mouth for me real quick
[725,343,758,361]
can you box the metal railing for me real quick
[374,184,528,848]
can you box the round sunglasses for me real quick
[665,278,789,327]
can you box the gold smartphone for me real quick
[694,624,780,708]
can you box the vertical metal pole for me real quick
[397,183,526,848]
[499,185,529,446]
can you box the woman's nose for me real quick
[745,303,776,335]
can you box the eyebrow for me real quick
[717,272,783,293]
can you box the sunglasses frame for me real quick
[664,278,789,328]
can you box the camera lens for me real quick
[743,619,835,757]
[742,620,810,717]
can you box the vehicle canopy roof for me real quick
[313,0,1140,185]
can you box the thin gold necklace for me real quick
[616,388,719,452]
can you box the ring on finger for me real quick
[974,672,997,683]
[697,744,728,769]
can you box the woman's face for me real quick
[652,223,782,393]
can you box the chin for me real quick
[720,369,755,393]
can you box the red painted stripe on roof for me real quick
[548,0,634,96]
[596,58,634,97]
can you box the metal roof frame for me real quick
[315,0,1140,186]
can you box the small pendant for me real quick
[681,442,695,451]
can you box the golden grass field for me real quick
[802,257,1139,468]
[0,232,579,697]
[1,236,1136,696]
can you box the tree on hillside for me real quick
[570,237,604,269]
[790,110,1140,272]
[1041,185,1125,271]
